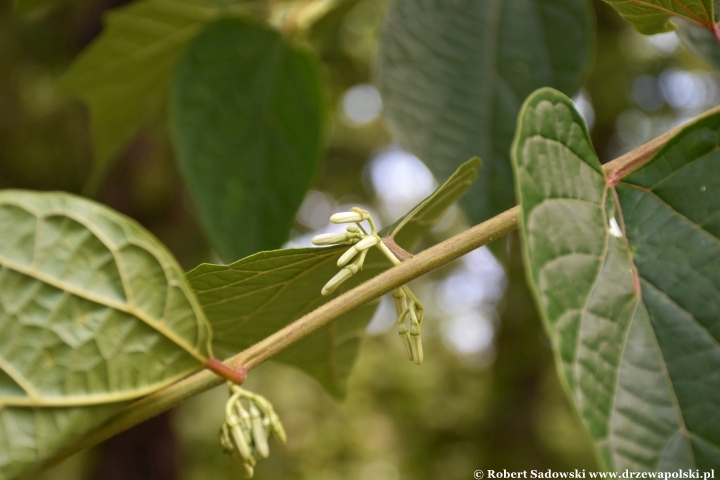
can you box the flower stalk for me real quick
[313,208,426,364]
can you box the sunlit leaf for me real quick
[383,157,481,249]
[376,0,593,224]
[512,88,720,471]
[0,191,212,478]
[186,158,482,397]
[59,0,221,174]
[603,0,716,35]
[172,19,324,262]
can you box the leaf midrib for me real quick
[612,0,711,28]
[0,257,204,363]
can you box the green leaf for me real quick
[0,191,212,478]
[512,88,720,471]
[59,0,221,174]
[375,0,593,225]
[172,19,324,262]
[383,157,481,250]
[186,158,482,397]
[603,0,716,35]
[1,405,122,480]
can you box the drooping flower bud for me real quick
[397,324,413,361]
[392,288,407,317]
[321,262,360,295]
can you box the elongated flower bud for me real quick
[249,405,269,458]
[330,211,364,224]
[392,288,407,317]
[410,332,423,365]
[312,232,352,246]
[409,310,423,365]
[337,246,359,267]
[321,263,360,295]
[337,236,377,267]
[219,424,234,453]
[321,268,352,295]
[270,413,287,444]
[355,235,378,251]
[227,450,254,479]
[228,416,253,462]
[397,324,413,361]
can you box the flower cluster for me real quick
[311,208,379,295]
[219,384,286,478]
[391,286,424,365]
[312,207,425,365]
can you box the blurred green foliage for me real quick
[1,0,717,478]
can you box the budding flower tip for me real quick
[330,211,364,224]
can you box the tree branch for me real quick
[28,104,720,476]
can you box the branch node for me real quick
[206,358,247,385]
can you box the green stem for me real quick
[29,206,519,477]
[376,238,402,266]
[29,119,698,476]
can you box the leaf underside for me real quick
[512,88,720,471]
[603,0,715,35]
[0,191,211,479]
[172,19,324,262]
[375,0,593,225]
[187,157,482,398]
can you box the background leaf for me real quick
[59,0,221,177]
[186,158,482,397]
[603,0,716,35]
[13,0,54,14]
[676,17,720,69]
[0,191,211,478]
[512,88,720,471]
[172,18,324,262]
[375,0,593,225]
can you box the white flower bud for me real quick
[321,266,354,295]
[312,232,350,246]
[355,236,378,251]
[330,211,364,224]
[337,236,378,267]
[337,245,359,267]
[411,334,423,365]
[228,416,253,462]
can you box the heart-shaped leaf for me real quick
[0,191,212,478]
[172,18,324,262]
[512,88,720,471]
[187,158,481,397]
[603,0,717,36]
[375,0,593,224]
[59,0,222,176]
